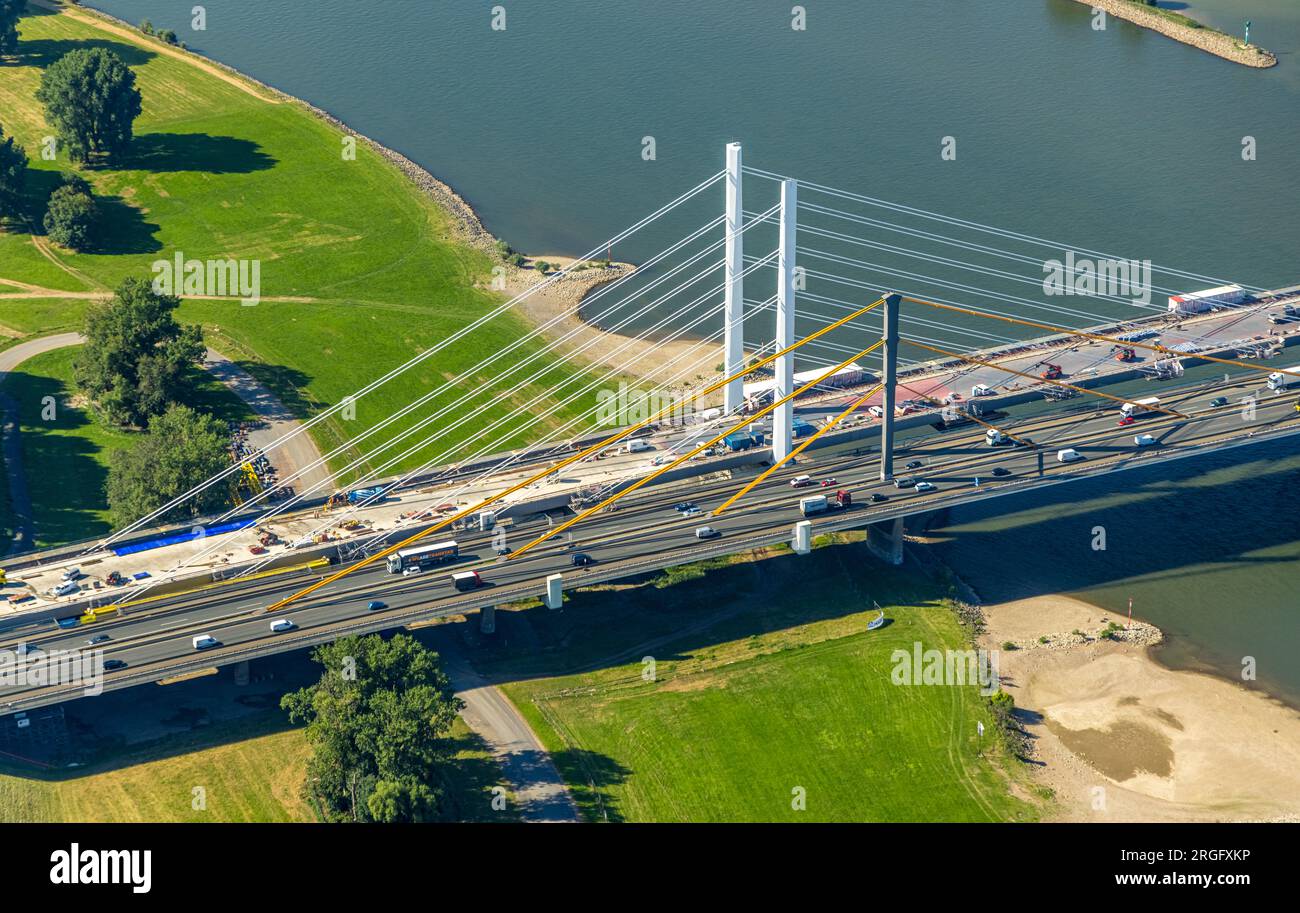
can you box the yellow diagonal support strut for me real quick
[263,298,887,613]
[712,382,884,516]
[507,340,885,561]
[904,340,1190,419]
[902,295,1300,381]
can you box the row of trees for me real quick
[74,277,231,527]
[0,10,143,249]
[283,634,464,822]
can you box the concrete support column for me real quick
[879,292,902,481]
[479,604,496,635]
[723,143,745,415]
[544,573,563,610]
[773,179,798,462]
[792,520,812,555]
[866,517,905,566]
[232,660,250,686]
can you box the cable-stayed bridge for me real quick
[2,145,1298,712]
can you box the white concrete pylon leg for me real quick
[723,143,745,415]
[773,179,798,462]
[793,520,812,555]
[544,573,563,610]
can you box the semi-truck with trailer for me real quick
[722,430,766,451]
[1268,366,1300,391]
[1120,396,1161,418]
[799,490,852,516]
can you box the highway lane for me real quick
[2,374,1297,706]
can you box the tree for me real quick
[106,403,234,526]
[43,174,98,249]
[0,0,21,58]
[0,120,25,221]
[35,47,142,164]
[74,276,205,427]
[282,634,463,823]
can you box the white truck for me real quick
[1267,365,1300,392]
[192,634,218,650]
[971,383,993,397]
[626,438,652,453]
[1120,396,1160,418]
[984,428,1006,446]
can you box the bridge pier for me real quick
[544,573,563,610]
[792,520,812,555]
[866,517,905,566]
[232,660,250,686]
[723,142,745,415]
[773,179,798,463]
[880,292,901,481]
[479,604,496,635]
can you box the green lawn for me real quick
[0,345,251,547]
[490,536,1042,823]
[0,715,514,823]
[0,4,602,494]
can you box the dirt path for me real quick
[30,0,284,103]
[437,641,580,823]
[0,333,84,553]
[202,348,334,496]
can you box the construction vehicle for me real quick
[1114,347,1136,362]
[1040,363,1063,380]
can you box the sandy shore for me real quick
[1075,0,1277,68]
[499,258,723,388]
[982,595,1300,822]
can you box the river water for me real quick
[86,1,1300,700]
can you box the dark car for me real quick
[103,659,127,671]
[495,546,509,556]
[893,477,917,489]
[571,552,595,567]
[870,492,889,503]
[366,600,387,611]
[905,460,922,469]
[991,467,1011,477]
[674,502,697,512]
[1012,437,1034,447]
[1211,397,1228,407]
[86,634,110,645]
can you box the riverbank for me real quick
[1075,0,1278,68]
[981,594,1300,822]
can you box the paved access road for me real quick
[2,372,1298,710]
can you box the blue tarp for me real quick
[112,519,258,557]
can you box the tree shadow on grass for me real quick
[9,36,155,69]
[126,133,276,175]
[1,370,113,548]
[233,362,314,418]
[86,193,161,255]
[549,748,630,823]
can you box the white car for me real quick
[52,580,79,597]
[269,618,296,633]
[915,481,937,493]
[868,405,884,418]
[1133,433,1156,447]
[402,566,422,577]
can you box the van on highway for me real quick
[269,618,296,633]
[695,526,721,540]
[192,634,218,650]
[1056,448,1083,463]
[790,475,814,488]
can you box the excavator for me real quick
[1040,363,1063,380]
[1113,347,1136,362]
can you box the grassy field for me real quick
[0,3,605,505]
[0,713,513,823]
[0,344,251,547]
[486,536,1042,823]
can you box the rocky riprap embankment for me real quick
[1078,0,1277,68]
[1003,621,1163,653]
